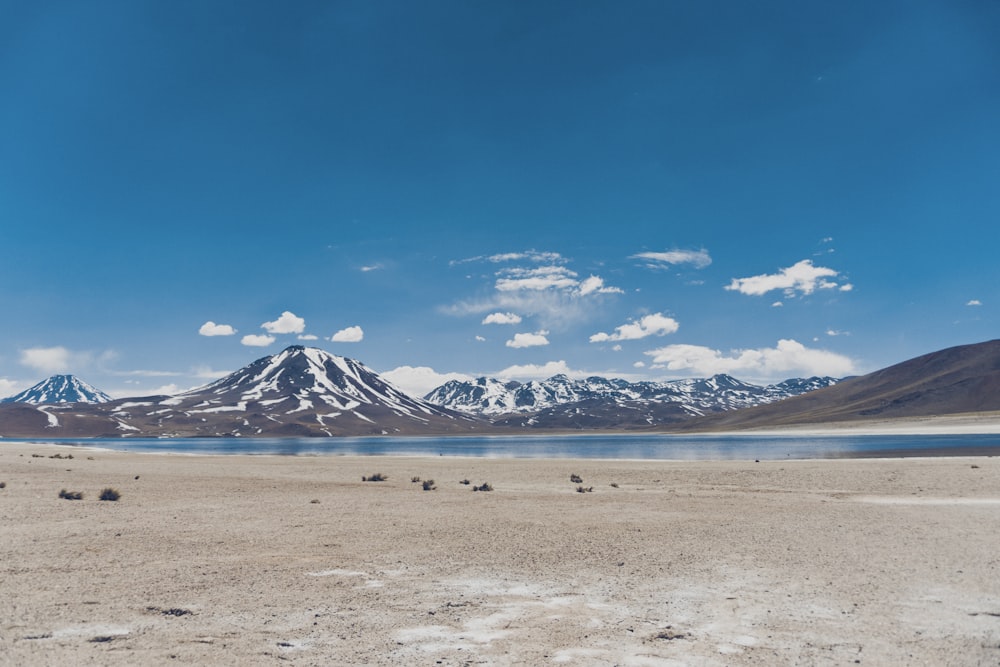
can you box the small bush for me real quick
[310,499,320,504]
[99,488,121,501]
[472,482,493,492]
[362,473,387,482]
[610,482,619,488]
[459,479,471,485]
[0,481,6,489]
[59,489,83,500]
[422,479,436,491]
[576,486,593,493]
[570,473,583,483]
[411,476,421,483]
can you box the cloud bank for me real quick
[645,339,855,380]
[381,366,473,397]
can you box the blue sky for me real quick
[2,0,998,398]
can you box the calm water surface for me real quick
[11,433,1000,460]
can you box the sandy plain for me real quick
[2,441,999,666]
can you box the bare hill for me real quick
[671,339,1000,431]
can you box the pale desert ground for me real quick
[2,441,999,666]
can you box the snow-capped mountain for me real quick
[425,373,841,421]
[101,346,476,437]
[2,375,112,404]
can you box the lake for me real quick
[9,432,1000,460]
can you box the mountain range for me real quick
[1,339,998,438]
[425,374,839,428]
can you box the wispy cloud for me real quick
[360,263,384,272]
[644,339,855,380]
[495,266,580,292]
[261,311,306,334]
[632,248,712,269]
[331,325,364,343]
[451,250,565,266]
[967,299,982,306]
[198,321,237,336]
[590,313,679,343]
[445,254,622,329]
[726,260,852,297]
[506,331,550,348]
[297,334,319,341]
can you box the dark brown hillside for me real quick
[671,339,1000,430]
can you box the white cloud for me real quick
[632,361,646,368]
[360,263,383,272]
[644,339,855,381]
[241,334,276,347]
[612,344,622,351]
[632,248,712,269]
[198,321,236,336]
[148,383,182,396]
[20,346,73,373]
[381,366,473,397]
[496,360,578,380]
[1,378,27,396]
[590,313,679,343]
[261,311,306,334]
[297,334,319,340]
[726,260,849,297]
[191,365,230,380]
[331,325,364,343]
[475,335,486,342]
[506,331,550,348]
[482,312,522,325]
[771,301,784,307]
[578,275,624,295]
[967,299,982,306]
[825,329,849,337]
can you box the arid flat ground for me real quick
[2,442,999,666]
